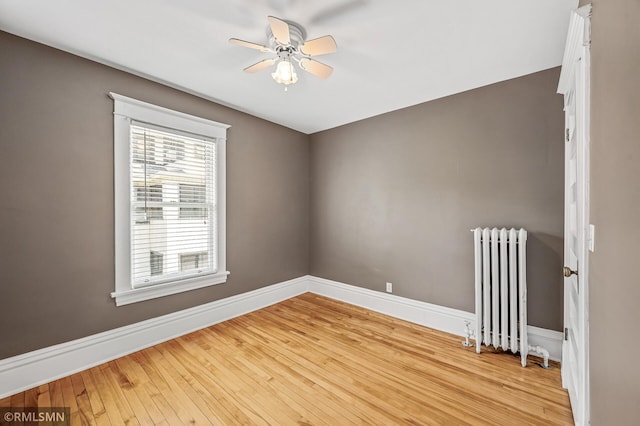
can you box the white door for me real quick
[558,5,591,425]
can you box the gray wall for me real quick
[0,32,309,359]
[310,68,565,331]
[585,0,640,423]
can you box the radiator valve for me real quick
[462,320,474,347]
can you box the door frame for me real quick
[557,4,591,425]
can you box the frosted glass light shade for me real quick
[271,60,298,85]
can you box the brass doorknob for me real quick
[563,266,578,277]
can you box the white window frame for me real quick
[110,93,230,306]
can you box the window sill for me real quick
[111,271,230,306]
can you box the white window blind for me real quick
[130,123,217,287]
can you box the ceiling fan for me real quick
[229,16,337,88]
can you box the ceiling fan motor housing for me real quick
[275,46,296,62]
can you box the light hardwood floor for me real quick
[0,293,573,425]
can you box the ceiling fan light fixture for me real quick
[271,59,298,85]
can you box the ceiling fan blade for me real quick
[229,38,271,53]
[299,58,333,79]
[268,16,291,45]
[300,35,338,56]
[243,58,277,73]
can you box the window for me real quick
[180,251,208,272]
[163,137,185,164]
[132,133,184,165]
[179,184,207,219]
[135,185,163,222]
[111,93,230,306]
[150,251,164,276]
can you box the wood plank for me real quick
[173,333,323,425]
[127,352,183,425]
[36,384,51,407]
[163,337,271,425]
[148,342,238,425]
[136,348,214,425]
[59,376,82,426]
[0,293,573,425]
[69,372,97,426]
[49,379,64,408]
[216,319,403,424]
[102,361,152,425]
[8,391,24,426]
[113,355,166,425]
[0,394,11,407]
[79,368,111,426]
[235,311,458,424]
[89,365,139,426]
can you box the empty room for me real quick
[0,0,638,425]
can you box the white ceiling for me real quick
[0,0,577,134]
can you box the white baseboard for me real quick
[306,276,563,362]
[307,276,475,336]
[0,274,563,399]
[0,276,308,399]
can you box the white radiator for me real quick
[472,227,541,367]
